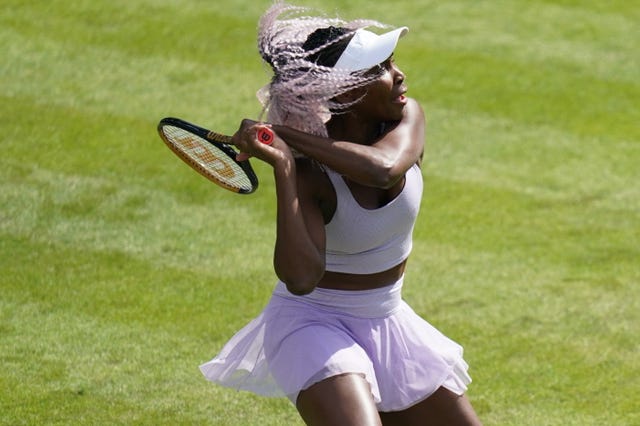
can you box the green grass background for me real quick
[1,0,638,424]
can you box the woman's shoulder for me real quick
[404,97,426,123]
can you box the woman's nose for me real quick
[391,63,405,83]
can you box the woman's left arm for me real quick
[272,97,425,188]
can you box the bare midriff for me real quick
[317,261,407,291]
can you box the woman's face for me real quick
[353,56,408,122]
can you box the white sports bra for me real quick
[324,163,423,274]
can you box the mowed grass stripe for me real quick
[0,233,271,343]
[0,160,274,278]
[422,105,639,205]
[410,1,639,83]
[0,292,298,425]
[1,28,264,125]
[1,0,268,124]
[408,45,639,143]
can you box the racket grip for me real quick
[257,127,274,145]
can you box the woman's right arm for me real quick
[232,123,326,295]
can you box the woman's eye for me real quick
[365,64,384,76]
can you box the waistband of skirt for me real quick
[272,276,404,318]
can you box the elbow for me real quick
[279,274,321,296]
[285,281,316,296]
[275,260,325,296]
[370,161,403,189]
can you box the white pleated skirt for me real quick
[199,277,471,412]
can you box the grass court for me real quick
[1,0,638,424]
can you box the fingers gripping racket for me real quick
[157,117,273,194]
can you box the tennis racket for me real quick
[157,117,273,194]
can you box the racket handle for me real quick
[257,127,274,145]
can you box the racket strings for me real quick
[162,126,253,191]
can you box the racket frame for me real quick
[157,117,260,194]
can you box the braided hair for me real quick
[256,2,388,138]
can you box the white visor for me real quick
[333,27,408,72]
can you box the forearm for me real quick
[272,125,396,186]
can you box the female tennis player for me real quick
[200,2,482,425]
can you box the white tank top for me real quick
[324,163,423,274]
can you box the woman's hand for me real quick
[232,119,293,166]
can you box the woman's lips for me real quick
[394,93,408,104]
